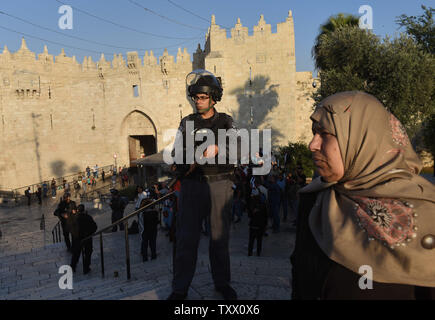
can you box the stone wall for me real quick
[0,11,315,189]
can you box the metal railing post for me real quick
[100,233,105,278]
[124,221,131,280]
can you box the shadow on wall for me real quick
[50,160,81,178]
[230,75,283,147]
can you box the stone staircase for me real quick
[0,213,294,300]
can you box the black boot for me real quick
[215,285,237,300]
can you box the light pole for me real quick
[113,154,117,174]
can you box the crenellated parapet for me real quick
[14,38,35,62]
[143,51,157,66]
[159,48,174,75]
[0,38,193,76]
[231,18,249,42]
[207,11,294,45]
[253,14,271,35]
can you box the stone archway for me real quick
[121,110,157,167]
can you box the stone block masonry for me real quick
[0,11,316,189]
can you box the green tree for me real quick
[396,5,435,54]
[277,142,314,178]
[397,5,435,171]
[312,13,360,70]
[313,26,435,138]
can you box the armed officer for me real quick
[167,70,239,300]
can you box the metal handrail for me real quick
[12,164,115,196]
[82,191,175,279]
[52,221,62,243]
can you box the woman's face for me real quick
[309,122,344,182]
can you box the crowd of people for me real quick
[21,164,133,206]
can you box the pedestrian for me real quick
[73,179,80,198]
[81,176,87,194]
[42,182,48,198]
[248,188,268,256]
[277,173,288,221]
[111,174,116,187]
[36,186,42,205]
[135,185,150,239]
[231,175,244,223]
[138,198,159,262]
[53,193,76,252]
[102,169,105,182]
[68,204,98,274]
[51,178,57,198]
[25,187,31,206]
[286,172,299,227]
[94,164,99,179]
[267,175,281,233]
[109,189,125,232]
[291,91,435,300]
[86,166,91,178]
[122,172,129,187]
[121,172,125,187]
[167,70,238,300]
[91,175,96,187]
[64,180,70,194]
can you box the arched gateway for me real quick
[121,110,157,167]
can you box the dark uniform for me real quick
[140,201,159,261]
[169,70,239,300]
[110,190,125,232]
[68,205,97,274]
[54,194,77,251]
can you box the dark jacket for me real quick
[248,196,268,231]
[173,109,239,178]
[54,200,77,220]
[142,209,159,234]
[110,196,125,213]
[67,211,98,239]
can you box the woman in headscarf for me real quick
[291,91,435,300]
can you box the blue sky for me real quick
[0,0,431,73]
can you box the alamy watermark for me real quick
[58,5,73,30]
[359,5,373,30]
[358,265,373,290]
[58,265,73,290]
[163,121,272,175]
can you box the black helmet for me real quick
[186,69,223,102]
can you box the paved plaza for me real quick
[0,190,295,300]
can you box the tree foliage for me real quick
[312,13,360,70]
[277,142,314,177]
[396,5,435,54]
[313,25,435,138]
[396,5,435,163]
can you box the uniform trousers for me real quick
[172,178,233,294]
